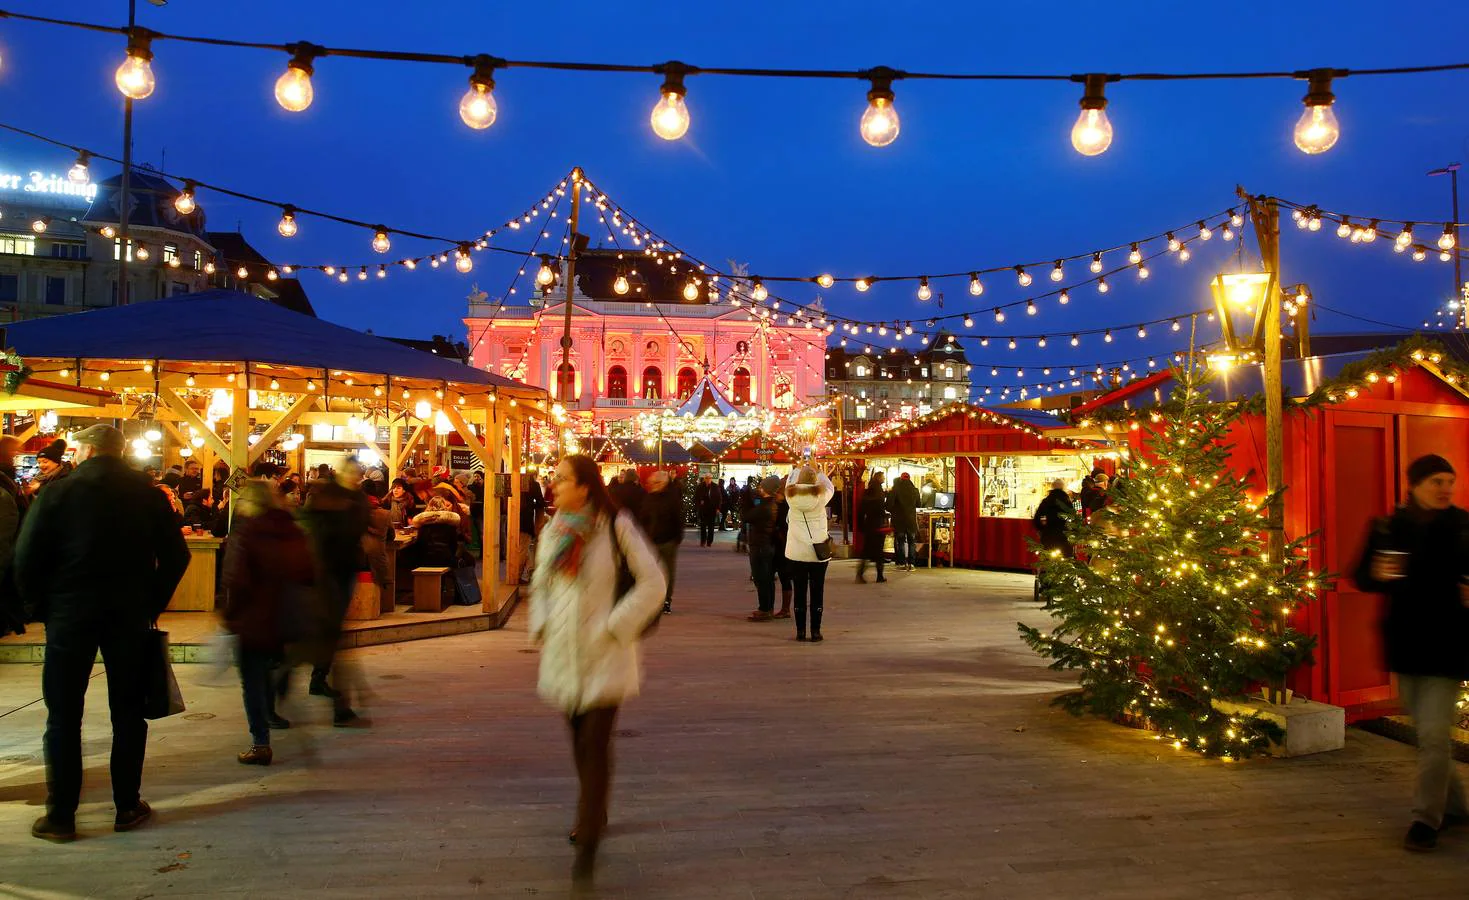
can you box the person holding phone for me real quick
[785,466,834,642]
[1353,453,1469,852]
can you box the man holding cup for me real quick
[1354,453,1469,852]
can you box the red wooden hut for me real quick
[1069,342,1469,722]
[837,403,1110,570]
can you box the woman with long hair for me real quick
[529,454,665,885]
[784,465,835,642]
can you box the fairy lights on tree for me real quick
[1019,360,1321,758]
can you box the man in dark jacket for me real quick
[516,475,545,584]
[642,471,684,614]
[694,474,720,547]
[297,459,371,724]
[887,473,921,570]
[1079,469,1110,521]
[1354,454,1469,852]
[745,476,782,620]
[1032,479,1075,606]
[17,424,189,843]
[608,469,645,520]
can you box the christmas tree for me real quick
[1019,362,1319,758]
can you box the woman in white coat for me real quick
[529,453,665,884]
[784,466,835,642]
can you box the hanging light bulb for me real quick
[1058,290,1070,305]
[963,316,974,328]
[1293,69,1341,154]
[275,42,321,112]
[1222,224,1235,242]
[752,280,768,302]
[1104,329,1114,343]
[1137,325,1148,339]
[650,62,691,140]
[683,279,700,301]
[904,323,915,335]
[613,271,630,295]
[1038,336,1048,348]
[1412,247,1428,262]
[456,245,474,274]
[1008,338,1017,350]
[357,267,368,281]
[1070,73,1114,156]
[968,273,984,296]
[135,244,150,261]
[855,278,871,292]
[1361,220,1378,243]
[1137,262,1150,280]
[1070,334,1080,347]
[536,254,556,286]
[1178,246,1192,262]
[100,225,117,239]
[1127,243,1141,264]
[1232,211,1246,228]
[1198,221,1213,241]
[917,277,932,301]
[859,67,900,147]
[1015,266,1032,287]
[115,30,156,100]
[1171,318,1181,331]
[1439,225,1457,251]
[1088,252,1103,274]
[1395,224,1415,251]
[236,265,248,279]
[173,180,197,215]
[277,206,298,238]
[814,273,835,289]
[1050,260,1064,282]
[1097,277,1110,294]
[1167,232,1181,252]
[68,152,91,185]
[459,55,501,130]
[169,255,182,270]
[993,308,1005,323]
[30,217,49,234]
[372,228,391,254]
[1026,300,1038,316]
[1336,217,1352,239]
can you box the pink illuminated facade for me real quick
[464,254,826,430]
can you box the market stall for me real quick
[3,289,549,621]
[1069,341,1469,722]
[837,403,1111,570]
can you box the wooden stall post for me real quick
[480,397,503,612]
[505,412,523,586]
[388,415,401,482]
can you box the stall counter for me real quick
[168,535,223,612]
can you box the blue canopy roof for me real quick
[4,289,527,389]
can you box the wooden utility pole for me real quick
[558,168,583,413]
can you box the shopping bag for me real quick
[142,628,186,720]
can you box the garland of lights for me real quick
[8,8,1469,155]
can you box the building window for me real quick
[50,243,83,259]
[0,234,36,256]
[677,367,698,400]
[44,276,67,306]
[944,366,955,378]
[0,274,17,303]
[855,365,868,377]
[194,250,203,271]
[921,367,929,378]
[732,367,751,405]
[556,363,576,402]
[163,243,179,264]
[943,386,958,400]
[606,365,628,399]
[112,238,134,262]
[641,366,662,400]
[855,405,867,419]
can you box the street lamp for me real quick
[1209,270,1275,357]
[1427,163,1463,329]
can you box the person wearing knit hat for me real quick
[15,419,190,843]
[1355,452,1469,852]
[28,439,73,498]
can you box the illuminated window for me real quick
[732,367,751,404]
[944,366,955,378]
[641,366,662,400]
[943,386,957,400]
[556,363,576,401]
[855,365,868,377]
[677,367,697,400]
[194,250,203,270]
[112,238,134,262]
[163,243,179,264]
[0,234,36,256]
[607,365,627,399]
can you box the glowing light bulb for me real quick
[1058,290,1070,304]
[917,278,932,301]
[1198,222,1213,241]
[1070,74,1113,155]
[1026,300,1037,316]
[338,271,349,283]
[357,267,368,281]
[963,316,974,328]
[1167,233,1181,252]
[1128,244,1141,264]
[1137,325,1148,339]
[1070,335,1080,347]
[1050,261,1064,282]
[460,57,500,129]
[968,274,984,296]
[1016,267,1032,287]
[613,274,630,295]
[204,260,216,275]
[277,208,298,238]
[1294,104,1339,155]
[1395,225,1414,250]
[1097,277,1109,294]
[651,91,690,141]
[536,258,556,286]
[235,265,248,279]
[1336,218,1352,239]
[860,71,900,147]
[1104,329,1114,342]
[275,46,318,112]
[135,245,150,261]
[993,308,1005,323]
[1089,253,1104,274]
[683,280,700,301]
[30,217,48,234]
[68,153,90,185]
[1138,263,1150,279]
[456,251,473,274]
[115,40,156,100]
[100,225,117,239]
[855,278,871,292]
[1413,247,1428,262]
[752,280,768,302]
[372,229,391,253]
[174,181,197,216]
[1439,226,1457,251]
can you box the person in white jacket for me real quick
[784,466,834,642]
[528,454,665,885]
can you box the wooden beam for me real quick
[157,388,232,463]
[397,423,427,471]
[480,396,503,613]
[388,420,402,482]
[441,404,491,469]
[504,414,523,587]
[247,393,317,465]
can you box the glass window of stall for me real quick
[979,454,1092,519]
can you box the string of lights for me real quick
[6,7,1466,155]
[1269,195,1465,263]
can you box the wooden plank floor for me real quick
[0,531,1463,899]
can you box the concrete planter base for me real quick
[1212,695,1346,757]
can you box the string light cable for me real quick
[5,8,1469,154]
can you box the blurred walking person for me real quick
[221,481,315,765]
[297,458,371,726]
[1353,454,1469,852]
[17,425,189,842]
[694,474,720,547]
[785,466,834,642]
[529,454,664,885]
[856,475,888,584]
[642,471,684,614]
[745,476,783,621]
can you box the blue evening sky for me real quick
[2,1,1465,382]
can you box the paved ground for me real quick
[1,531,1465,899]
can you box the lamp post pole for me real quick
[118,0,140,306]
[1427,164,1463,329]
[555,168,583,457]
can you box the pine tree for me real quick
[1019,362,1320,758]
